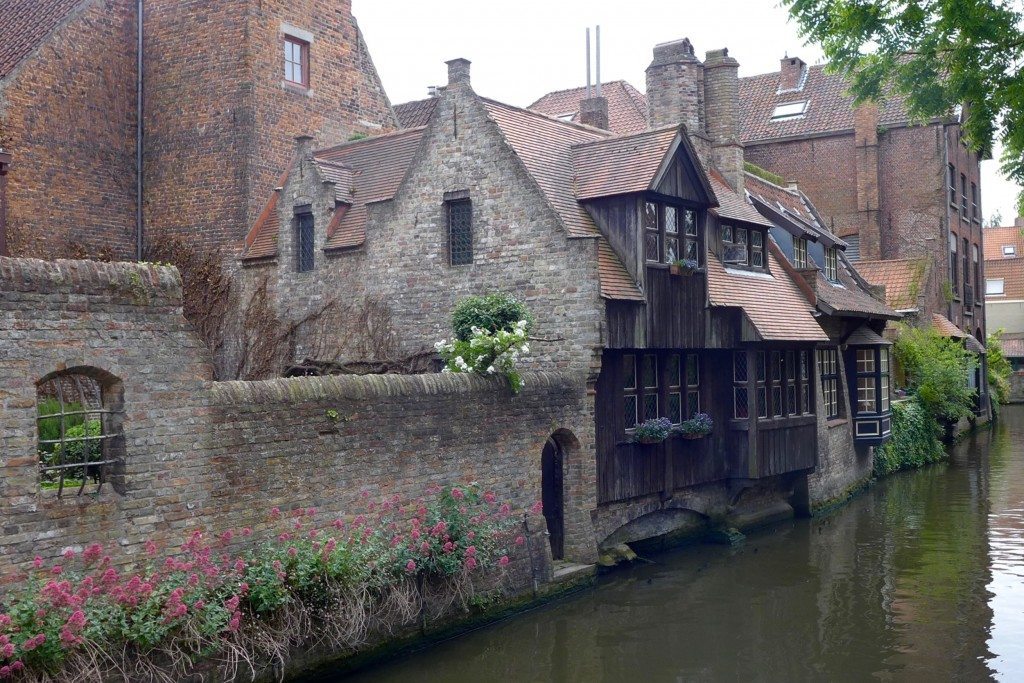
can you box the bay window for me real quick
[624,351,703,431]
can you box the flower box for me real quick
[669,259,699,277]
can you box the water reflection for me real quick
[340,407,1024,682]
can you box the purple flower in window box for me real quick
[674,412,713,439]
[669,258,699,277]
[632,417,673,445]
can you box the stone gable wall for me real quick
[0,256,597,583]
[0,0,138,260]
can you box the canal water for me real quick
[348,406,1024,682]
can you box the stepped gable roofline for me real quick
[0,0,86,80]
[570,124,717,204]
[528,80,650,135]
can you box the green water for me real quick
[343,406,1024,682]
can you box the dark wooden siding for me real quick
[585,197,640,282]
[755,418,817,477]
[654,149,708,203]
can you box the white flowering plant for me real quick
[435,319,531,393]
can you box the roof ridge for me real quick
[528,79,634,103]
[480,97,611,137]
[738,61,829,83]
[743,170,800,196]
[314,126,427,156]
[570,123,679,149]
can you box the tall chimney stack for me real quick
[446,58,471,88]
[704,48,744,192]
[645,38,704,133]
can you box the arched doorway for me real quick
[541,436,564,560]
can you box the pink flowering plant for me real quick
[0,484,524,682]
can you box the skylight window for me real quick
[1003,245,1017,257]
[557,112,577,122]
[771,101,808,121]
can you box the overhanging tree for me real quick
[784,1,1024,192]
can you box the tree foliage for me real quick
[783,0,1024,186]
[893,325,978,425]
[450,293,533,342]
[987,329,1014,405]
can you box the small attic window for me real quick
[557,112,577,122]
[771,101,807,121]
[1003,245,1017,257]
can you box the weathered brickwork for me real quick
[143,0,397,250]
[0,0,138,260]
[245,71,605,377]
[0,257,596,581]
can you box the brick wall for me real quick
[0,0,138,260]
[142,0,397,251]
[0,256,597,582]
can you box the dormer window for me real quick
[793,237,809,268]
[644,200,700,265]
[771,101,807,121]
[824,247,839,282]
[722,224,765,269]
[1004,245,1017,257]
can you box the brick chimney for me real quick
[294,134,315,160]
[579,95,610,130]
[646,38,704,133]
[1015,216,1024,228]
[446,58,471,88]
[853,102,882,260]
[779,55,807,92]
[0,150,10,256]
[704,48,743,193]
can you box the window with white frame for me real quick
[1004,245,1017,257]
[284,35,310,88]
[771,100,807,121]
[987,278,1005,295]
[818,348,840,419]
[824,247,839,282]
[793,237,808,268]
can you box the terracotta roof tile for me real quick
[1002,337,1024,358]
[598,238,643,300]
[744,172,816,225]
[984,258,1024,300]
[394,98,438,128]
[241,128,425,259]
[854,258,930,311]
[0,0,84,79]
[708,172,774,228]
[570,127,680,200]
[931,314,982,353]
[815,269,898,319]
[738,64,912,143]
[706,248,828,342]
[983,225,1024,261]
[528,81,650,135]
[481,98,608,239]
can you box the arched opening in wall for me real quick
[543,430,579,561]
[36,368,125,497]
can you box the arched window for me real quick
[36,369,124,497]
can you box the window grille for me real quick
[973,245,981,296]
[644,202,660,263]
[37,372,121,497]
[751,231,764,268]
[733,351,749,419]
[960,173,968,218]
[448,199,473,265]
[667,354,682,424]
[295,212,314,272]
[948,164,957,205]
[971,182,979,220]
[962,237,970,298]
[686,354,700,416]
[664,206,679,262]
[950,234,959,291]
[824,247,838,282]
[642,354,659,421]
[682,209,699,262]
[800,350,811,414]
[623,354,638,429]
[756,351,767,419]
[771,351,784,418]
[626,351,703,430]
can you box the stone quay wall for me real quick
[0,257,596,583]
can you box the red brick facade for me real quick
[0,0,396,258]
[0,0,138,259]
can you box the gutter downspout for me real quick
[136,0,144,261]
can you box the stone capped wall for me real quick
[0,257,596,582]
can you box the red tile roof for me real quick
[570,126,682,200]
[983,225,1024,261]
[984,258,1024,300]
[394,98,438,129]
[528,81,650,135]
[708,172,774,228]
[598,238,644,301]
[1002,336,1024,358]
[706,247,827,342]
[854,258,931,311]
[241,128,425,259]
[744,172,815,224]
[738,64,912,144]
[0,0,84,79]
[932,313,967,338]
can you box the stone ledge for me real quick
[211,370,586,405]
[0,257,182,304]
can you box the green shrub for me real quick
[874,398,946,477]
[893,325,978,426]
[451,293,533,342]
[987,330,1013,406]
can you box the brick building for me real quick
[0,0,396,259]
[984,221,1024,398]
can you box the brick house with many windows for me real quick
[0,0,396,259]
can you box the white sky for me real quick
[355,0,1019,224]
